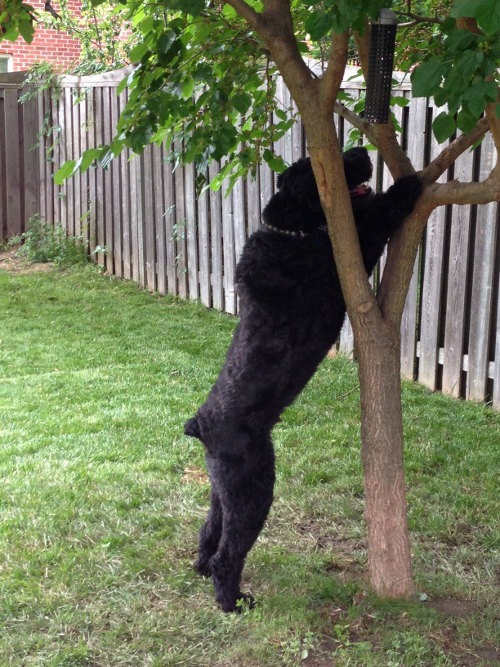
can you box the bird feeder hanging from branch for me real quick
[364,9,398,124]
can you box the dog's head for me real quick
[343,147,373,190]
[262,147,373,234]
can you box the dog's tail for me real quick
[184,416,201,439]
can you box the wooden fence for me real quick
[1,68,499,409]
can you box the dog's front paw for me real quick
[218,591,256,613]
[184,417,201,438]
[392,174,423,205]
[194,558,212,578]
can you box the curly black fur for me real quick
[184,147,422,612]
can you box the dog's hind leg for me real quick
[194,487,223,577]
[205,435,275,612]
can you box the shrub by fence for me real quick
[0,69,498,408]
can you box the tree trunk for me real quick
[356,324,414,598]
[256,18,416,598]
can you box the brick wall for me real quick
[0,0,82,71]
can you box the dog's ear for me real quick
[343,147,373,189]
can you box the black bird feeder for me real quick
[364,8,398,124]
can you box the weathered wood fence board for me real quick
[0,74,40,240]
[0,69,498,409]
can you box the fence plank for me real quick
[153,143,166,295]
[400,96,427,379]
[87,88,97,254]
[52,91,62,227]
[232,177,247,264]
[78,90,89,245]
[142,145,156,291]
[0,92,6,239]
[163,147,177,295]
[418,109,447,391]
[62,87,74,237]
[110,88,122,278]
[222,170,237,314]
[136,152,146,288]
[174,153,188,299]
[442,148,475,397]
[467,134,498,400]
[209,161,224,310]
[493,276,500,410]
[120,94,131,280]
[259,160,274,215]
[71,89,82,240]
[94,86,105,267]
[4,88,22,237]
[185,161,199,300]
[418,206,447,390]
[129,150,140,284]
[198,172,211,307]
[102,87,114,274]
[290,97,303,163]
[247,172,261,236]
[22,95,40,227]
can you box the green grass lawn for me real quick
[0,262,498,666]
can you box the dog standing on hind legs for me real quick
[184,147,423,612]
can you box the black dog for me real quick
[185,148,422,612]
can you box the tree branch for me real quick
[455,16,482,35]
[333,101,378,145]
[377,203,434,325]
[319,31,349,113]
[422,117,490,183]
[393,10,444,25]
[423,175,500,207]
[224,0,262,31]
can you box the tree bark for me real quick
[357,325,414,598]
[228,0,420,601]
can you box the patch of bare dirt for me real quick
[181,466,209,485]
[429,598,475,619]
[0,247,54,274]
[455,648,500,666]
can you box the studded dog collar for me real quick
[260,184,372,237]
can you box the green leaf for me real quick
[450,0,478,19]
[221,4,237,18]
[262,149,287,173]
[18,19,35,44]
[390,96,410,108]
[181,77,194,100]
[275,108,289,121]
[456,50,481,80]
[54,160,76,186]
[432,112,456,143]
[211,124,238,161]
[158,30,177,54]
[232,93,252,115]
[305,10,334,41]
[129,42,149,62]
[411,60,446,98]
[80,148,103,172]
[116,69,135,96]
[463,79,499,118]
[456,108,477,134]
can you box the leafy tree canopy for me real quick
[1,0,499,187]
[0,0,36,43]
